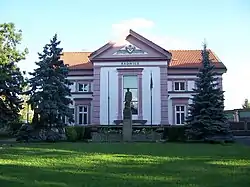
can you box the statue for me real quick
[125,88,132,106]
[123,88,133,142]
[123,88,132,120]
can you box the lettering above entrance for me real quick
[113,44,148,55]
[121,62,139,66]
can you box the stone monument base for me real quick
[123,119,132,142]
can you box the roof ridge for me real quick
[169,49,202,51]
[63,51,92,53]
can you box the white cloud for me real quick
[111,18,154,38]
[111,18,197,49]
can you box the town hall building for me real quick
[61,30,227,126]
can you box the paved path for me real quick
[1,137,250,146]
[0,138,16,144]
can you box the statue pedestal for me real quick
[123,119,132,142]
[122,95,133,142]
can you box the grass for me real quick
[0,142,250,187]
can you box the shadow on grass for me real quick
[0,143,250,187]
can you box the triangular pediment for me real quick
[89,30,172,62]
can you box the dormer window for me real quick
[174,81,186,91]
[78,83,90,92]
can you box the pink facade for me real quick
[92,67,101,124]
[66,29,227,126]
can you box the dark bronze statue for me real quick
[125,88,132,106]
[123,88,132,120]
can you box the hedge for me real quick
[162,126,186,142]
[65,126,92,142]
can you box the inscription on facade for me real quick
[121,62,139,66]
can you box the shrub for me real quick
[65,126,92,142]
[83,127,92,140]
[74,126,85,140]
[16,124,35,142]
[65,126,77,142]
[162,126,186,142]
[9,120,24,135]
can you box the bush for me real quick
[162,126,186,142]
[9,120,24,135]
[74,126,85,140]
[16,124,35,142]
[83,127,92,140]
[65,126,77,142]
[65,126,92,142]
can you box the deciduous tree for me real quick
[0,23,28,127]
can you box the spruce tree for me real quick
[28,34,73,128]
[0,23,28,127]
[185,43,231,140]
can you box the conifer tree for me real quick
[0,23,28,127]
[28,34,73,128]
[185,43,231,140]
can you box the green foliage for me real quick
[185,43,231,140]
[162,126,186,142]
[84,127,92,140]
[19,85,33,123]
[74,126,85,140]
[65,126,77,142]
[65,126,92,141]
[8,118,23,135]
[28,34,73,128]
[0,22,28,127]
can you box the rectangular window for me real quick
[174,82,186,91]
[175,105,186,125]
[123,75,138,115]
[78,106,88,125]
[78,83,90,92]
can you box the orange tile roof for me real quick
[62,50,226,70]
[61,52,92,70]
[169,50,225,68]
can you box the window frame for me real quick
[174,81,186,91]
[78,105,88,125]
[77,83,90,92]
[175,105,186,125]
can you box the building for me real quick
[61,30,227,126]
[225,109,250,122]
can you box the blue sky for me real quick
[1,0,250,110]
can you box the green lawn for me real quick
[0,143,250,187]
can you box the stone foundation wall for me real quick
[132,132,162,142]
[92,132,122,142]
[91,126,163,142]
